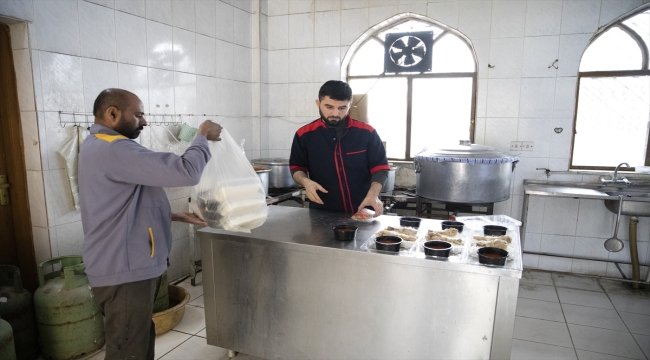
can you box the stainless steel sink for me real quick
[603,190,650,216]
[524,180,650,217]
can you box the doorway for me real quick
[0,23,38,291]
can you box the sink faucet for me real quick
[601,162,632,185]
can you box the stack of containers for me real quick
[192,129,267,233]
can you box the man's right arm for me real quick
[103,120,222,188]
[292,171,327,205]
[290,132,328,204]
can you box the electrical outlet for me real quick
[521,141,534,151]
[510,141,522,151]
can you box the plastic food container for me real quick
[400,216,421,228]
[477,247,508,266]
[423,241,452,258]
[375,236,402,252]
[333,225,357,241]
[441,221,464,232]
[483,225,507,236]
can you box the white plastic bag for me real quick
[191,129,267,233]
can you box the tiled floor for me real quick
[513,270,650,360]
[74,270,650,360]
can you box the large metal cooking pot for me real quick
[250,158,297,188]
[253,165,272,195]
[414,141,518,204]
[381,165,397,193]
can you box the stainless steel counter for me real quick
[198,206,522,360]
[521,180,650,245]
[524,180,650,202]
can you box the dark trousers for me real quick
[93,277,160,360]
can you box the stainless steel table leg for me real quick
[520,194,530,248]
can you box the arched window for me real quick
[572,7,650,169]
[343,14,477,160]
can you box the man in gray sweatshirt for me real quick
[79,88,222,360]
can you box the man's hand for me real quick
[198,120,223,141]
[172,212,207,226]
[358,182,384,216]
[302,178,328,204]
[358,196,383,216]
[293,171,328,204]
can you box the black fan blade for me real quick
[412,46,426,58]
[403,55,415,66]
[392,38,407,50]
[407,36,420,48]
[390,48,403,63]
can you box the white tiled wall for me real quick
[1,0,259,280]
[259,0,650,277]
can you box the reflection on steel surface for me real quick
[199,207,521,360]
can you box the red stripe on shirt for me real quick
[370,164,391,173]
[347,117,375,132]
[337,143,355,212]
[296,119,326,137]
[333,145,349,213]
[290,165,308,172]
[346,149,367,155]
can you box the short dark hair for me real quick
[93,88,135,118]
[318,80,352,101]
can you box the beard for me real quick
[320,109,345,127]
[115,116,143,139]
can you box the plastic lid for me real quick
[251,158,290,165]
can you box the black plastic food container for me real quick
[441,221,464,233]
[423,240,452,258]
[483,225,507,236]
[400,216,421,228]
[375,236,402,252]
[333,225,357,241]
[477,247,509,266]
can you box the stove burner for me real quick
[379,190,494,219]
[268,187,302,197]
[267,187,304,205]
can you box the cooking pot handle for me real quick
[414,159,422,173]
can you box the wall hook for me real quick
[536,167,551,178]
[548,59,558,69]
[488,64,495,68]
[554,127,563,134]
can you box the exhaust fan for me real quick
[383,31,434,74]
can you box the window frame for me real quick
[570,7,650,170]
[342,14,478,161]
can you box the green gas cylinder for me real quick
[0,313,17,360]
[0,266,39,360]
[33,256,104,360]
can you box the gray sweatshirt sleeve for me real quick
[371,170,388,187]
[104,135,211,187]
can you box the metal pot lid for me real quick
[414,141,519,164]
[250,158,290,165]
